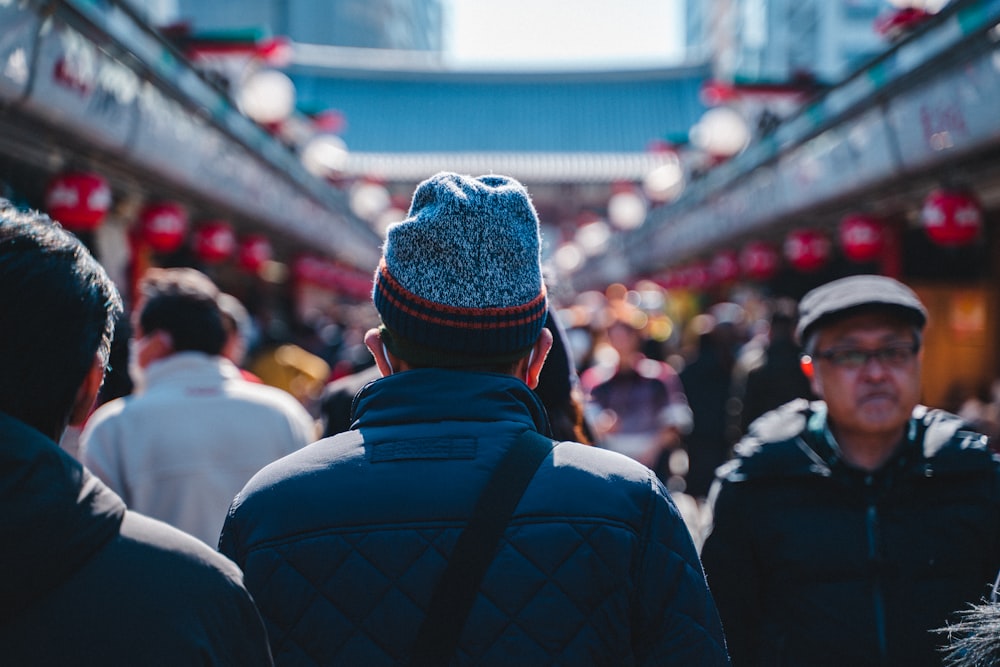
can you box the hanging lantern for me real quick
[237,235,272,274]
[44,172,112,231]
[607,182,648,230]
[710,250,741,284]
[292,255,326,284]
[784,229,830,272]
[921,189,981,247]
[739,241,779,281]
[193,221,236,263]
[686,261,712,292]
[139,202,188,254]
[839,214,885,263]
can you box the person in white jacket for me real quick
[81,268,316,546]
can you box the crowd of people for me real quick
[3,171,1000,666]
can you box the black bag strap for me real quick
[408,429,555,667]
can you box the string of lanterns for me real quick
[647,185,982,292]
[38,171,368,298]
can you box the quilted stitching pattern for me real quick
[245,519,637,666]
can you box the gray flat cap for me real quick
[796,274,928,342]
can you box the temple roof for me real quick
[289,63,710,181]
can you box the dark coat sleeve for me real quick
[635,475,731,666]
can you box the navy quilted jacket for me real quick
[221,369,729,666]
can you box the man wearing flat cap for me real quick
[701,274,1000,667]
[221,172,729,666]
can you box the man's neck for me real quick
[828,425,907,472]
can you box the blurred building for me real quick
[170,0,443,51]
[688,0,891,84]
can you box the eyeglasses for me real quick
[811,343,919,370]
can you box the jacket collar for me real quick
[0,411,125,621]
[141,352,237,390]
[727,400,991,481]
[352,368,552,436]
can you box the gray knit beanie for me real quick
[372,172,548,364]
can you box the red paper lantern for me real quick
[292,255,325,284]
[44,172,112,231]
[921,189,981,247]
[237,235,272,273]
[139,202,188,254]
[710,250,741,284]
[839,215,885,263]
[685,262,712,291]
[739,242,779,281]
[784,229,830,273]
[193,221,236,263]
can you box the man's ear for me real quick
[364,328,396,377]
[69,354,105,426]
[523,328,554,389]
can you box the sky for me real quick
[443,0,687,70]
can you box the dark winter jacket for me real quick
[701,399,1000,667]
[0,410,273,666]
[222,368,729,666]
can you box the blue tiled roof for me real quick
[289,66,709,154]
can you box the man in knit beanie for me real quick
[221,172,729,666]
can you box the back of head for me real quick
[768,298,798,341]
[217,292,251,341]
[217,292,252,364]
[372,172,548,367]
[137,268,226,355]
[0,202,122,435]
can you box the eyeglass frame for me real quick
[805,341,920,370]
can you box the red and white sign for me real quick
[237,235,272,273]
[839,215,885,263]
[139,202,188,253]
[740,241,779,281]
[710,250,741,284]
[44,172,111,231]
[784,229,830,273]
[193,220,236,263]
[921,189,981,247]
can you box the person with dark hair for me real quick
[582,312,693,478]
[533,308,596,444]
[220,172,729,666]
[218,292,264,383]
[701,275,1000,667]
[735,300,815,431]
[0,203,272,664]
[680,314,741,499]
[81,267,316,546]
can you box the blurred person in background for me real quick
[733,298,815,435]
[80,267,316,546]
[218,292,264,383]
[679,308,743,500]
[701,275,1000,667]
[0,204,271,665]
[581,309,692,481]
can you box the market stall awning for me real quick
[576,0,1000,289]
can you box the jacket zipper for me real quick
[865,474,888,662]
